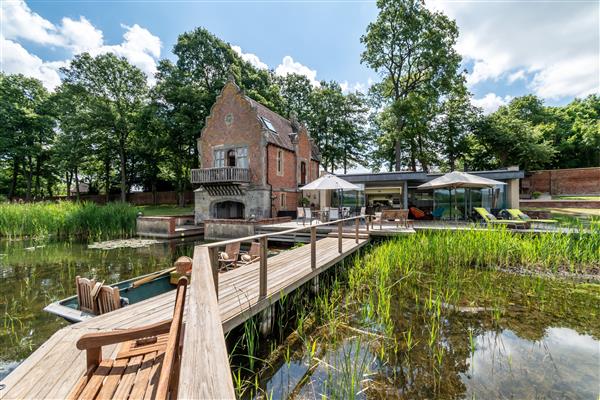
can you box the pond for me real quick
[0,237,201,380]
[231,231,600,399]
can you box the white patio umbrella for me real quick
[301,174,360,220]
[417,171,506,219]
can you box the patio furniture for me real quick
[297,207,315,225]
[313,209,329,222]
[431,207,445,220]
[505,209,558,225]
[329,208,339,220]
[373,209,410,229]
[474,207,528,228]
[67,277,188,400]
[96,284,121,315]
[76,276,100,315]
[238,242,261,265]
[218,242,241,271]
[409,207,431,220]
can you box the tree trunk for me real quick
[34,156,41,199]
[74,165,80,202]
[151,181,158,206]
[8,157,19,200]
[119,146,127,203]
[104,158,111,203]
[395,140,402,171]
[26,156,33,202]
[66,171,72,197]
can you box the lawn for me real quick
[137,204,194,216]
[553,196,600,200]
[522,207,600,226]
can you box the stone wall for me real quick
[520,199,600,209]
[521,167,600,196]
[194,187,271,222]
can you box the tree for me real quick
[0,73,54,200]
[361,0,461,171]
[61,53,148,202]
[433,78,481,171]
[50,84,93,200]
[277,73,315,121]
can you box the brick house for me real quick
[191,80,321,222]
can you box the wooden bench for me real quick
[67,277,188,400]
[373,209,411,229]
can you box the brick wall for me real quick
[199,83,265,185]
[521,167,600,195]
[49,191,194,205]
[267,145,296,189]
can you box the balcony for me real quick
[191,167,250,184]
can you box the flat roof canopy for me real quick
[339,168,523,187]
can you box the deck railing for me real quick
[190,167,250,184]
[179,215,369,398]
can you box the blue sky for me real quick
[2,0,598,114]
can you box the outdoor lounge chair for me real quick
[505,209,558,225]
[218,242,241,271]
[474,207,528,228]
[67,277,188,400]
[238,241,261,265]
[409,207,432,220]
[431,207,445,220]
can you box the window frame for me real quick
[276,149,284,176]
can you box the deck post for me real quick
[310,226,316,269]
[259,236,268,298]
[208,247,219,300]
[366,215,370,232]
[355,217,359,244]
[337,221,342,253]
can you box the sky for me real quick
[1,0,599,115]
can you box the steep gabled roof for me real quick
[244,96,295,151]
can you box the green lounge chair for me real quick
[474,207,528,227]
[505,209,558,224]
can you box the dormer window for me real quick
[261,117,277,134]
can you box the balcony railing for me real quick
[191,167,250,184]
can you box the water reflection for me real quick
[465,328,599,399]
[0,237,201,379]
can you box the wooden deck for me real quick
[0,234,368,399]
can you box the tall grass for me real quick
[0,201,138,240]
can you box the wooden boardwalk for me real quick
[0,233,368,399]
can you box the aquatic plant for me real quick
[0,201,138,240]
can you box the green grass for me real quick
[553,196,600,200]
[0,201,138,240]
[136,205,194,216]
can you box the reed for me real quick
[0,201,138,240]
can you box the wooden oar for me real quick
[131,267,176,288]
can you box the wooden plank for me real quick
[77,359,113,400]
[311,227,316,269]
[178,246,235,399]
[143,352,164,400]
[111,355,143,399]
[128,351,157,400]
[95,358,128,400]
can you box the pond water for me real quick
[0,237,202,380]
[240,254,600,399]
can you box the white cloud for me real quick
[0,0,161,88]
[232,45,268,70]
[275,55,319,87]
[0,36,64,89]
[0,0,60,46]
[471,93,512,115]
[531,54,599,99]
[58,16,103,53]
[428,0,599,100]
